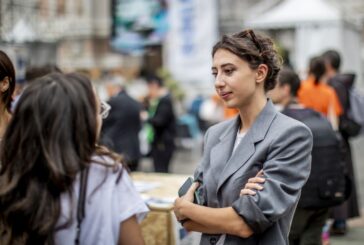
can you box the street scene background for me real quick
[2,0,364,244]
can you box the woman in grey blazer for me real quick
[174,29,313,245]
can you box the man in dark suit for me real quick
[143,75,176,173]
[102,77,142,171]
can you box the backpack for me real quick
[329,74,362,138]
[282,107,348,208]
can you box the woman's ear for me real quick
[255,64,269,85]
[1,77,10,92]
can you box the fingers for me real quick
[240,189,256,196]
[245,182,264,190]
[239,174,266,197]
[247,177,265,184]
[239,183,264,197]
[256,169,264,177]
[187,182,200,195]
[173,198,186,221]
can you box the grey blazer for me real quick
[194,100,313,245]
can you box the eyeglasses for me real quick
[239,29,263,53]
[100,101,111,119]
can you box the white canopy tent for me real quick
[245,0,362,85]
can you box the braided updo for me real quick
[212,29,283,92]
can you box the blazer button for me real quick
[210,237,217,244]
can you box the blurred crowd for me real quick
[0,40,363,244]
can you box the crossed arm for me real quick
[173,182,253,238]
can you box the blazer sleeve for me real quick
[193,128,211,206]
[231,124,313,234]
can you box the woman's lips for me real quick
[220,92,232,100]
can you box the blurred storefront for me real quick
[0,0,125,80]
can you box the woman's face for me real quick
[212,49,260,109]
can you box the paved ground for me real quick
[139,135,364,244]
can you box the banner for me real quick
[166,0,218,86]
[111,0,168,55]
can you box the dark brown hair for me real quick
[25,65,62,83]
[309,56,326,85]
[278,68,301,97]
[212,29,282,92]
[0,50,16,112]
[322,49,341,71]
[0,73,124,244]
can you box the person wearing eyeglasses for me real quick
[0,73,148,245]
[173,29,313,245]
[0,50,16,139]
[101,76,142,171]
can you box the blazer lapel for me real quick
[209,117,239,185]
[216,100,278,192]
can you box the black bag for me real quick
[329,73,362,138]
[75,167,89,245]
[339,115,361,138]
[282,108,348,208]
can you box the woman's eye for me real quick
[224,69,233,75]
[211,72,217,77]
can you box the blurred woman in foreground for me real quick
[0,73,148,244]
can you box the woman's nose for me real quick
[214,75,225,88]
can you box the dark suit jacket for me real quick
[194,100,313,245]
[148,93,176,148]
[102,91,142,162]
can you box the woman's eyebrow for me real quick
[212,63,235,70]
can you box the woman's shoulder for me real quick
[88,155,125,180]
[274,112,312,137]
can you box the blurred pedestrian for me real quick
[0,73,148,244]
[143,74,176,173]
[102,76,142,171]
[322,49,361,235]
[174,29,312,245]
[11,64,62,111]
[267,68,344,245]
[0,50,16,139]
[298,56,342,130]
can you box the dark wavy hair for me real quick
[0,50,16,112]
[212,29,282,92]
[0,72,123,244]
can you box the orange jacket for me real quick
[298,77,342,116]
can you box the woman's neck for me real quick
[238,95,267,133]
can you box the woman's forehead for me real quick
[212,49,247,68]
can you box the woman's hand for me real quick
[240,170,265,196]
[174,182,199,221]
